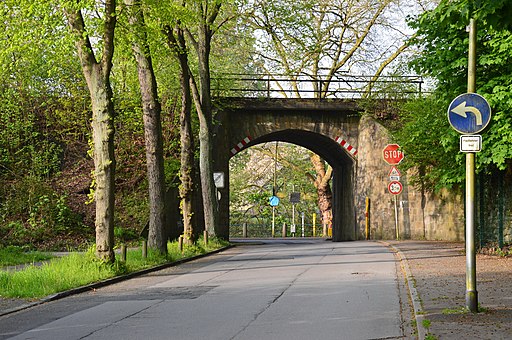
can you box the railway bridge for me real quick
[208,75,462,241]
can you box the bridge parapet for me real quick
[212,74,423,99]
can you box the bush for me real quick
[0,176,88,249]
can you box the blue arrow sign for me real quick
[448,93,491,134]
[269,196,280,207]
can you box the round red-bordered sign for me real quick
[388,181,403,195]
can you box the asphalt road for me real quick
[0,239,409,340]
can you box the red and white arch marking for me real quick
[334,136,358,157]
[230,135,252,156]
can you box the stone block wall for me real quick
[355,115,465,241]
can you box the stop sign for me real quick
[383,144,404,165]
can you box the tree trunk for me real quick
[164,25,196,244]
[125,0,167,254]
[189,12,220,238]
[90,76,116,260]
[310,153,333,235]
[64,1,116,262]
[179,70,195,244]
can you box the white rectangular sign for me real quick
[460,135,482,153]
[213,172,225,188]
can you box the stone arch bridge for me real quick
[208,77,463,242]
[214,98,362,241]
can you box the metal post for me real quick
[365,197,370,240]
[301,212,305,237]
[312,213,316,237]
[478,173,484,248]
[498,172,504,248]
[272,207,275,237]
[466,153,478,312]
[465,18,478,313]
[282,222,287,238]
[291,203,296,237]
[272,142,278,237]
[267,75,271,98]
[394,195,399,240]
[243,222,247,238]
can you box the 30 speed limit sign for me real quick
[388,181,403,195]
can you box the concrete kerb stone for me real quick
[380,241,427,340]
[0,245,233,318]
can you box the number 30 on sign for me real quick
[388,181,403,195]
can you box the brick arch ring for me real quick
[229,134,358,158]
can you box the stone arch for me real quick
[213,98,362,241]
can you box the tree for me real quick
[164,21,197,243]
[158,0,242,238]
[186,1,223,238]
[64,0,117,262]
[124,0,167,253]
[396,0,512,190]
[247,0,415,96]
[229,143,318,233]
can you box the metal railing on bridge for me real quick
[212,74,424,99]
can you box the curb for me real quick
[0,245,233,318]
[381,241,427,340]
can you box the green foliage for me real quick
[229,143,319,228]
[397,0,512,190]
[393,96,466,191]
[0,0,255,252]
[114,227,139,243]
[0,248,120,298]
[0,246,54,267]
[0,176,88,249]
[0,239,228,298]
[0,96,64,181]
[114,188,149,240]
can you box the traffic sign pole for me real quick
[466,152,477,312]
[272,206,275,238]
[465,18,478,313]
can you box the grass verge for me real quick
[0,246,54,267]
[0,237,228,299]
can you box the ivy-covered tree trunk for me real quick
[165,25,196,244]
[64,1,116,262]
[188,1,222,238]
[310,153,333,235]
[125,0,167,253]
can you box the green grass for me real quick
[0,246,54,267]
[422,319,431,329]
[441,304,488,315]
[442,306,469,315]
[0,237,228,299]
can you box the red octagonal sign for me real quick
[383,144,404,165]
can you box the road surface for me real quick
[0,239,410,339]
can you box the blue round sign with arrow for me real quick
[269,196,280,207]
[448,93,491,134]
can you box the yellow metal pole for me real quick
[365,197,370,240]
[313,213,316,237]
[465,18,478,313]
